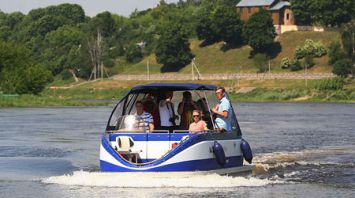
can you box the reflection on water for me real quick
[0,103,354,197]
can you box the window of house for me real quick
[286,13,290,20]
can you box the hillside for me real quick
[114,31,340,75]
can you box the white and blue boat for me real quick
[100,83,254,174]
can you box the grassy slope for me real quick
[1,31,352,107]
[111,31,340,75]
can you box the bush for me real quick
[295,39,327,59]
[61,69,72,80]
[290,59,302,71]
[21,64,53,94]
[332,58,352,77]
[125,44,143,63]
[315,77,345,91]
[103,58,115,68]
[254,53,268,73]
[328,41,347,65]
[280,57,291,69]
[303,55,315,69]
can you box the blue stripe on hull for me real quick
[100,156,243,172]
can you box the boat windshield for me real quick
[113,115,146,133]
[106,89,241,135]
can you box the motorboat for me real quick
[100,83,254,174]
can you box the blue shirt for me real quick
[136,111,154,132]
[215,97,232,131]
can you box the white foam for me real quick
[42,171,283,188]
[251,145,355,172]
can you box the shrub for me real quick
[290,59,302,71]
[315,77,345,91]
[103,58,115,68]
[295,39,327,59]
[294,47,306,59]
[332,58,352,77]
[254,53,268,73]
[125,44,143,63]
[21,64,53,94]
[280,57,291,69]
[328,41,347,65]
[303,55,315,69]
[61,69,72,80]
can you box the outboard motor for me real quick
[240,139,253,164]
[213,141,226,166]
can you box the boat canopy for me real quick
[129,83,217,93]
[106,83,242,135]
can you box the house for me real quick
[236,0,294,26]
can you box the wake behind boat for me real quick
[100,83,254,173]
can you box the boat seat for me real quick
[116,136,135,151]
[116,136,141,162]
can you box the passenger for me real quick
[211,87,232,132]
[143,94,155,114]
[197,97,212,128]
[135,101,154,132]
[158,91,178,132]
[189,110,208,133]
[178,91,200,130]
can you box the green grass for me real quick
[1,78,353,107]
[108,31,340,75]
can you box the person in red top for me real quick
[189,110,208,133]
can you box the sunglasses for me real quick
[193,115,200,118]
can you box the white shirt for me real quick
[159,100,174,127]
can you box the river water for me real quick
[0,103,354,197]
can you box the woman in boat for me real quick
[178,91,200,130]
[189,110,208,133]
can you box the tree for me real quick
[196,7,218,42]
[212,5,243,45]
[339,20,355,77]
[341,20,355,64]
[0,41,52,94]
[243,9,276,53]
[43,25,84,75]
[195,1,220,43]
[314,0,354,27]
[89,12,116,38]
[291,0,355,27]
[290,0,315,25]
[48,3,85,24]
[156,22,194,71]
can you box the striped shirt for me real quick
[136,111,154,132]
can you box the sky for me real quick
[0,0,179,17]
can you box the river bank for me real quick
[1,78,354,107]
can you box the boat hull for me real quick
[100,133,251,173]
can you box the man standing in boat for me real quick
[159,91,178,132]
[211,87,232,132]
